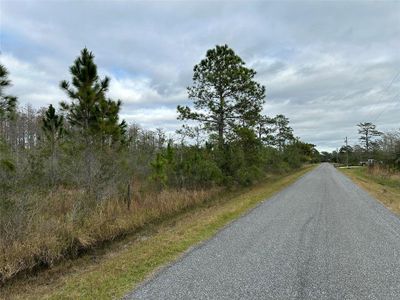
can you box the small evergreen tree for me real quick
[150,153,168,189]
[42,104,64,185]
[60,48,125,144]
[42,104,64,141]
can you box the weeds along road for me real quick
[126,163,400,299]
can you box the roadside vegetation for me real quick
[320,122,400,171]
[341,166,400,215]
[1,165,314,299]
[0,45,319,285]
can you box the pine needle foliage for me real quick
[0,64,17,119]
[177,44,265,148]
[60,48,125,144]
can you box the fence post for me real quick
[127,182,132,210]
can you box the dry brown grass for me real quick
[342,166,400,214]
[0,186,217,284]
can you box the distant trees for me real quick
[378,130,400,169]
[320,151,333,162]
[357,122,381,155]
[327,122,399,170]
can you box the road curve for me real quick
[126,163,400,299]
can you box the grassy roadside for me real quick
[341,167,400,215]
[1,165,314,300]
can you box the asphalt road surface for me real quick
[126,163,400,299]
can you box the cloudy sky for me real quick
[1,0,399,151]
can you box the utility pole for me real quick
[336,148,339,163]
[344,137,349,168]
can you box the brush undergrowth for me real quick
[0,186,217,284]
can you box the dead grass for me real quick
[341,166,400,214]
[1,165,315,299]
[0,186,217,284]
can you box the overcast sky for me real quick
[1,0,399,151]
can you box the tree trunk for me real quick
[218,95,225,149]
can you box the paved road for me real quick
[126,164,400,299]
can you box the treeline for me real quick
[320,122,400,170]
[0,45,318,283]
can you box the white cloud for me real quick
[106,74,187,106]
[109,77,160,104]
[0,53,65,107]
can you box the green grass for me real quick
[341,167,400,215]
[2,165,315,300]
[346,167,399,188]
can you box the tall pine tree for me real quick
[177,45,265,148]
[357,122,381,154]
[42,104,64,185]
[60,48,126,190]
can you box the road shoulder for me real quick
[340,167,400,215]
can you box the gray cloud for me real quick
[1,0,399,151]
